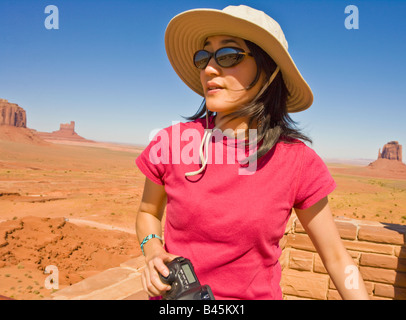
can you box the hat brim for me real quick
[165,8,313,113]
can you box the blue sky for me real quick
[1,0,405,161]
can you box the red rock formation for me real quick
[378,141,402,162]
[0,125,49,145]
[0,98,92,143]
[0,99,27,128]
[59,121,75,133]
[52,121,80,138]
[368,141,405,172]
[35,121,93,142]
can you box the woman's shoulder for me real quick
[277,136,306,149]
[276,136,320,158]
[277,136,326,167]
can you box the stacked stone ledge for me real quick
[50,214,405,300]
[279,213,406,300]
[50,255,148,300]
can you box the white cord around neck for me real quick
[185,109,213,177]
[184,66,280,177]
[184,129,213,177]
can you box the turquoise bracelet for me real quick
[140,234,162,256]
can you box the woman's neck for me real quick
[214,113,257,138]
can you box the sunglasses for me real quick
[193,47,253,69]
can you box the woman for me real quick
[136,5,369,300]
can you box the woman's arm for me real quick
[294,197,369,300]
[136,177,178,296]
[136,177,167,255]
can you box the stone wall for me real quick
[50,215,406,300]
[279,213,406,300]
[50,256,148,300]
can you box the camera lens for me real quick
[201,290,210,300]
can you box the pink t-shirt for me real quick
[136,117,336,300]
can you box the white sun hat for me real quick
[165,4,313,113]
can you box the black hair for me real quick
[185,40,312,159]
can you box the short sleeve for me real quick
[135,128,171,185]
[293,145,336,210]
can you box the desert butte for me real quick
[0,127,405,299]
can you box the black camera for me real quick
[159,257,215,300]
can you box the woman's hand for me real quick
[142,248,179,297]
[136,177,174,297]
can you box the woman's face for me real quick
[199,35,264,116]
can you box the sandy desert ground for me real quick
[0,133,405,299]
[327,161,406,224]
[0,136,146,299]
